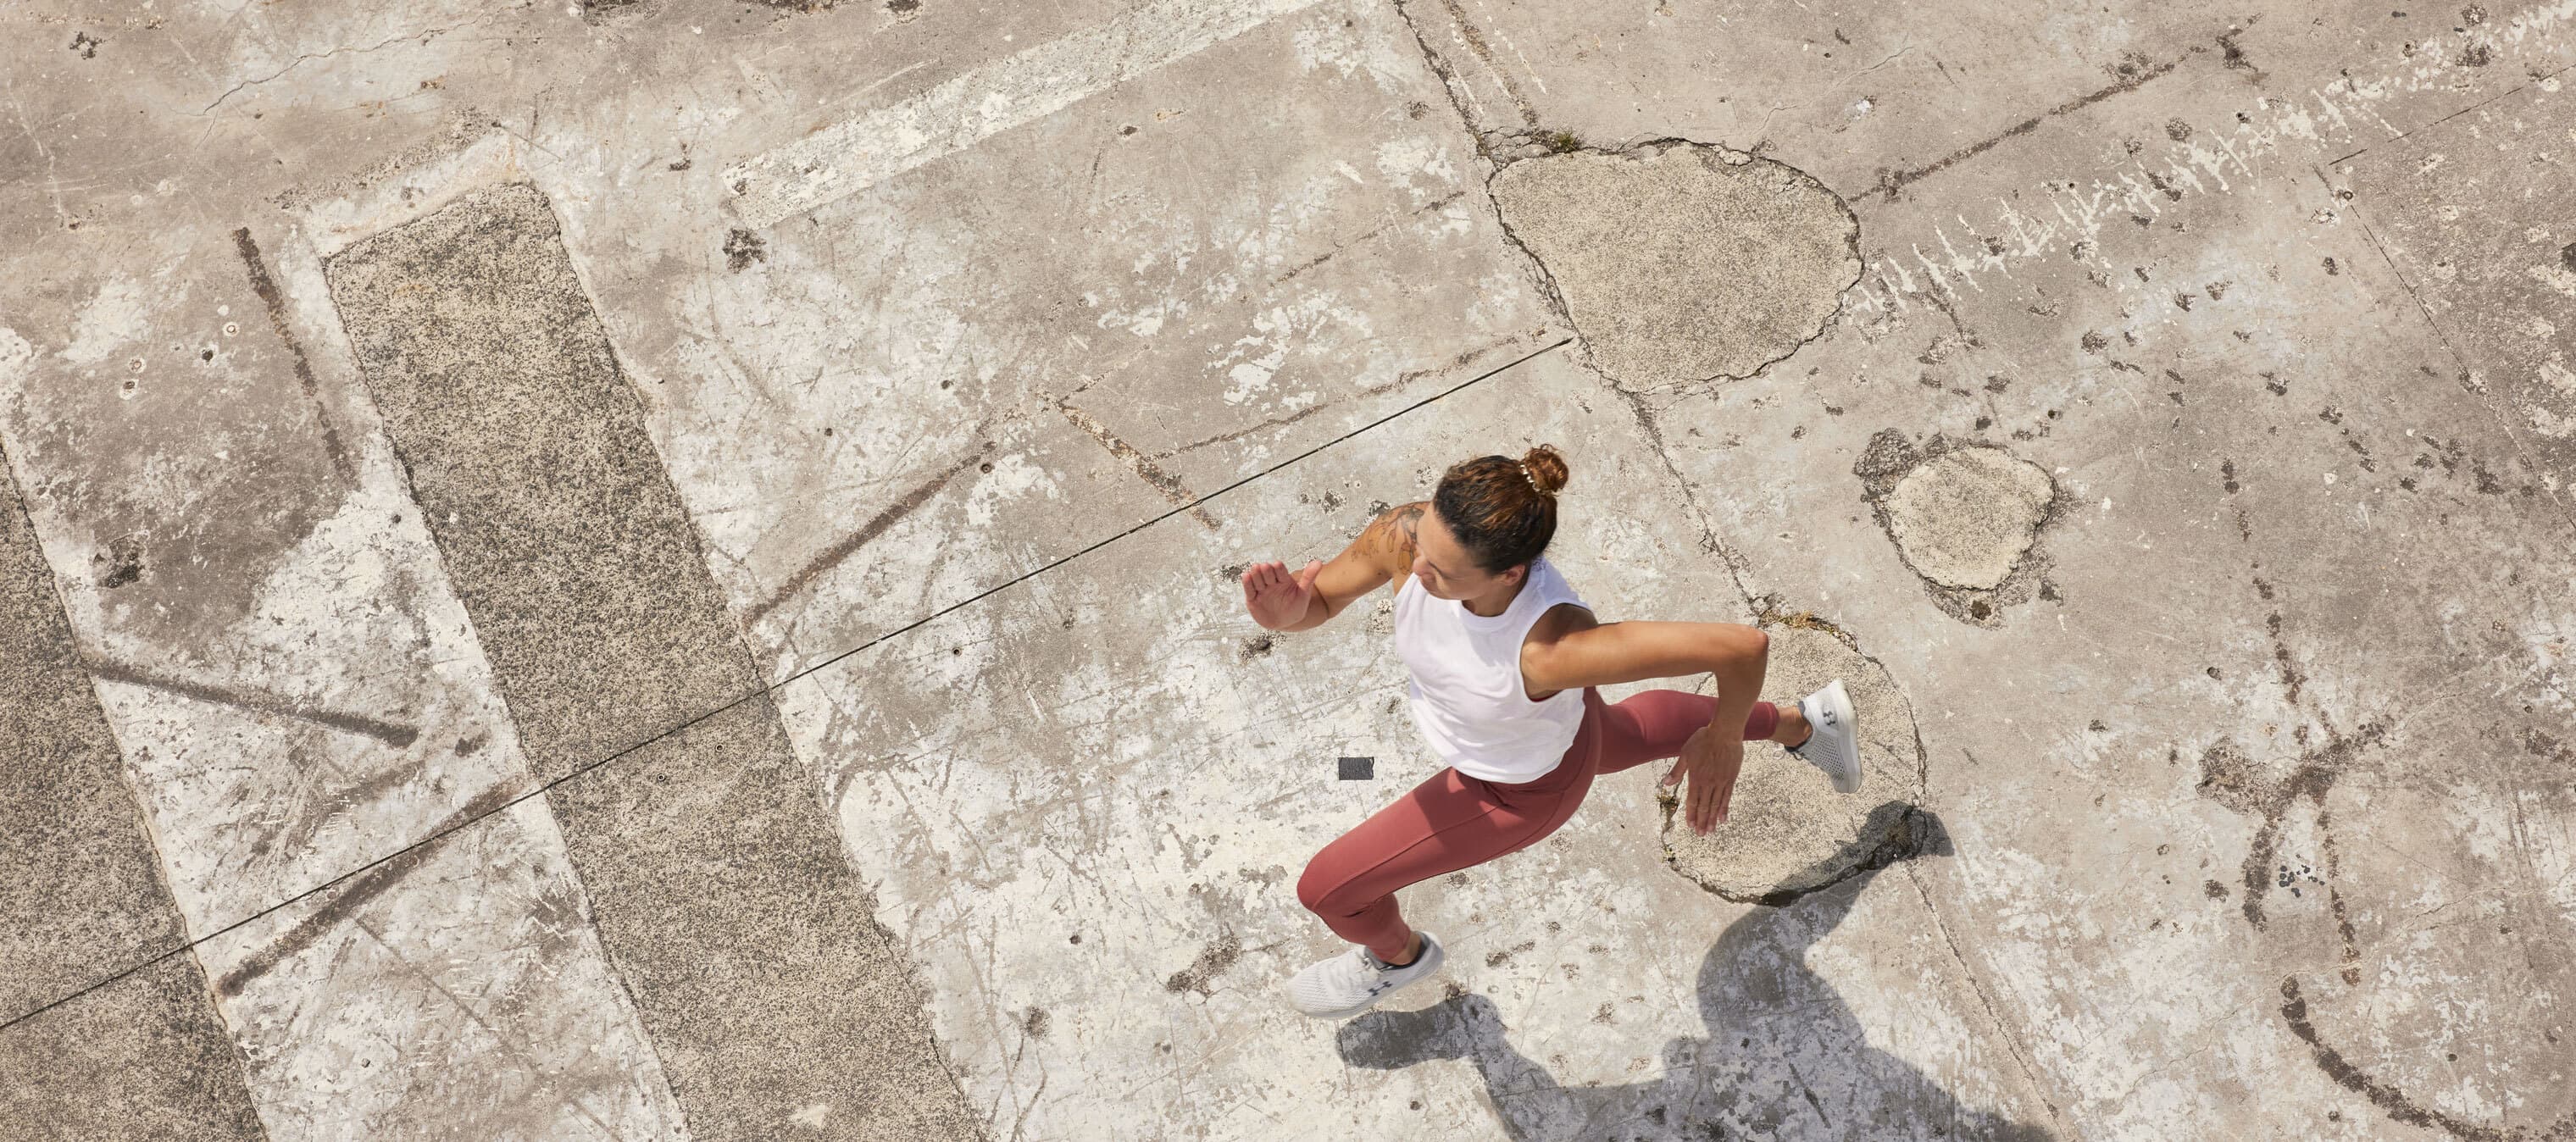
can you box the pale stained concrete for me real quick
[777,350,2050,1139]
[576,0,1565,686]
[0,424,191,1020]
[4,0,2575,1139]
[1661,625,1930,902]
[1488,142,1862,389]
[724,0,1335,227]
[1880,446,2057,590]
[2340,79,2576,468]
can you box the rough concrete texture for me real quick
[1880,446,2057,590]
[0,438,191,1020]
[1490,142,1862,388]
[5,0,2576,1139]
[1661,625,1929,902]
[2,202,685,1137]
[0,443,265,1136]
[325,181,756,784]
[0,956,268,1142]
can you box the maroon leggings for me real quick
[1296,687,1777,962]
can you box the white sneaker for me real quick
[1787,679,1863,794]
[1285,933,1446,1019]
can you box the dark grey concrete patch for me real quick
[550,697,977,1140]
[0,455,193,1019]
[1658,624,1929,901]
[1488,140,1861,389]
[0,956,268,1141]
[326,182,978,1141]
[326,182,755,786]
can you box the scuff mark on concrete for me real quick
[1056,397,1221,529]
[231,227,354,484]
[214,784,518,996]
[1871,47,2202,202]
[2278,974,2575,1141]
[86,657,421,746]
[1160,929,1241,996]
[2196,717,2392,930]
[744,442,994,625]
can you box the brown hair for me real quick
[1432,445,1569,574]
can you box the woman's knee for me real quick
[1295,857,1344,916]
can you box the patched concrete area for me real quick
[4,1,2573,1140]
[1490,142,1861,388]
[1861,435,2060,595]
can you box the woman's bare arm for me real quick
[1524,620,1772,833]
[1521,620,1769,697]
[1242,502,1426,632]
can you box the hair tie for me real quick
[1518,461,1547,495]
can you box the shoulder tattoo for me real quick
[1363,502,1425,575]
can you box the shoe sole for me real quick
[1816,679,1863,795]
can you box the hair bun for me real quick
[1519,445,1569,496]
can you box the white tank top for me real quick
[1392,556,1591,784]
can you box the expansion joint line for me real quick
[1901,849,2074,1138]
[0,335,1574,1036]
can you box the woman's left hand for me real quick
[1659,727,1745,834]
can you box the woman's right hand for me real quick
[1241,559,1324,630]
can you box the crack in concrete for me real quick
[1153,341,1515,461]
[1268,190,1467,286]
[1434,0,1541,129]
[1901,829,2074,1138]
[2,338,1572,1039]
[1387,0,1500,158]
[1869,47,2202,203]
[197,23,475,115]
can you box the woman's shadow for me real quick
[1335,807,2052,1141]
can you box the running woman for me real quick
[1240,446,1863,1020]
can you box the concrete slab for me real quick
[1661,624,1931,903]
[7,0,2576,1139]
[0,427,264,1138]
[0,424,188,1020]
[325,180,975,1140]
[537,0,1564,684]
[1620,42,2576,1142]
[0,223,687,1139]
[775,349,2035,1139]
[1489,142,1860,387]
